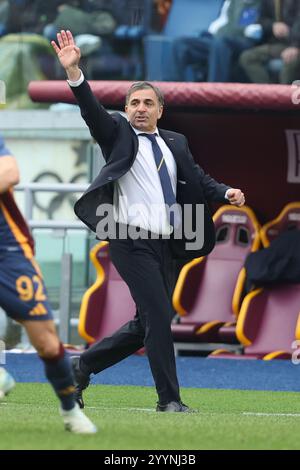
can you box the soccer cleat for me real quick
[0,367,15,400]
[60,403,97,434]
[71,356,90,409]
[156,401,194,412]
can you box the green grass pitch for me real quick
[1,383,300,450]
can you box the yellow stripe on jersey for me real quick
[29,303,47,316]
[0,200,33,259]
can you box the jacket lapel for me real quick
[159,129,180,164]
[159,129,185,179]
[129,123,139,160]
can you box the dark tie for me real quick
[139,133,180,227]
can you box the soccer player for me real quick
[0,134,97,433]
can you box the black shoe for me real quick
[156,401,193,413]
[70,356,90,409]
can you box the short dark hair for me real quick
[126,81,164,106]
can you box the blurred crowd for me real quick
[174,0,300,84]
[0,0,299,108]
[0,0,157,78]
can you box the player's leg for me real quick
[21,319,75,408]
[20,318,97,434]
[0,250,97,433]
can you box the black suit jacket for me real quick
[244,230,300,293]
[71,80,230,259]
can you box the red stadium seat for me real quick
[211,202,300,360]
[260,201,300,248]
[171,205,261,345]
[78,241,136,345]
[211,284,300,360]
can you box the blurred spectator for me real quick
[0,32,54,107]
[0,0,59,107]
[80,0,144,26]
[174,0,262,82]
[239,0,300,83]
[6,0,62,35]
[43,2,116,40]
[41,1,117,78]
[154,0,172,29]
[2,0,152,85]
[67,1,152,80]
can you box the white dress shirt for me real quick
[114,126,177,235]
[67,70,85,87]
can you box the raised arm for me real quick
[51,30,117,148]
[51,30,81,81]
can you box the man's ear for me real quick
[158,106,163,119]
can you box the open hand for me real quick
[51,30,81,80]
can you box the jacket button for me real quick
[107,176,112,181]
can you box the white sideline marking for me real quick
[86,406,154,412]
[243,412,300,417]
[86,405,202,413]
[0,403,155,412]
[89,408,300,416]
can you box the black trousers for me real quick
[81,236,181,404]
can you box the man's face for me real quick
[125,88,163,132]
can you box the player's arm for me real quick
[0,155,20,193]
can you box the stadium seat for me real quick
[78,241,136,344]
[171,205,261,344]
[211,202,300,359]
[260,201,300,247]
[211,284,300,359]
[144,0,224,81]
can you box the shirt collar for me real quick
[130,124,159,136]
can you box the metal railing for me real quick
[16,183,88,223]
[15,182,90,343]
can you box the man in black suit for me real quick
[52,30,245,412]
